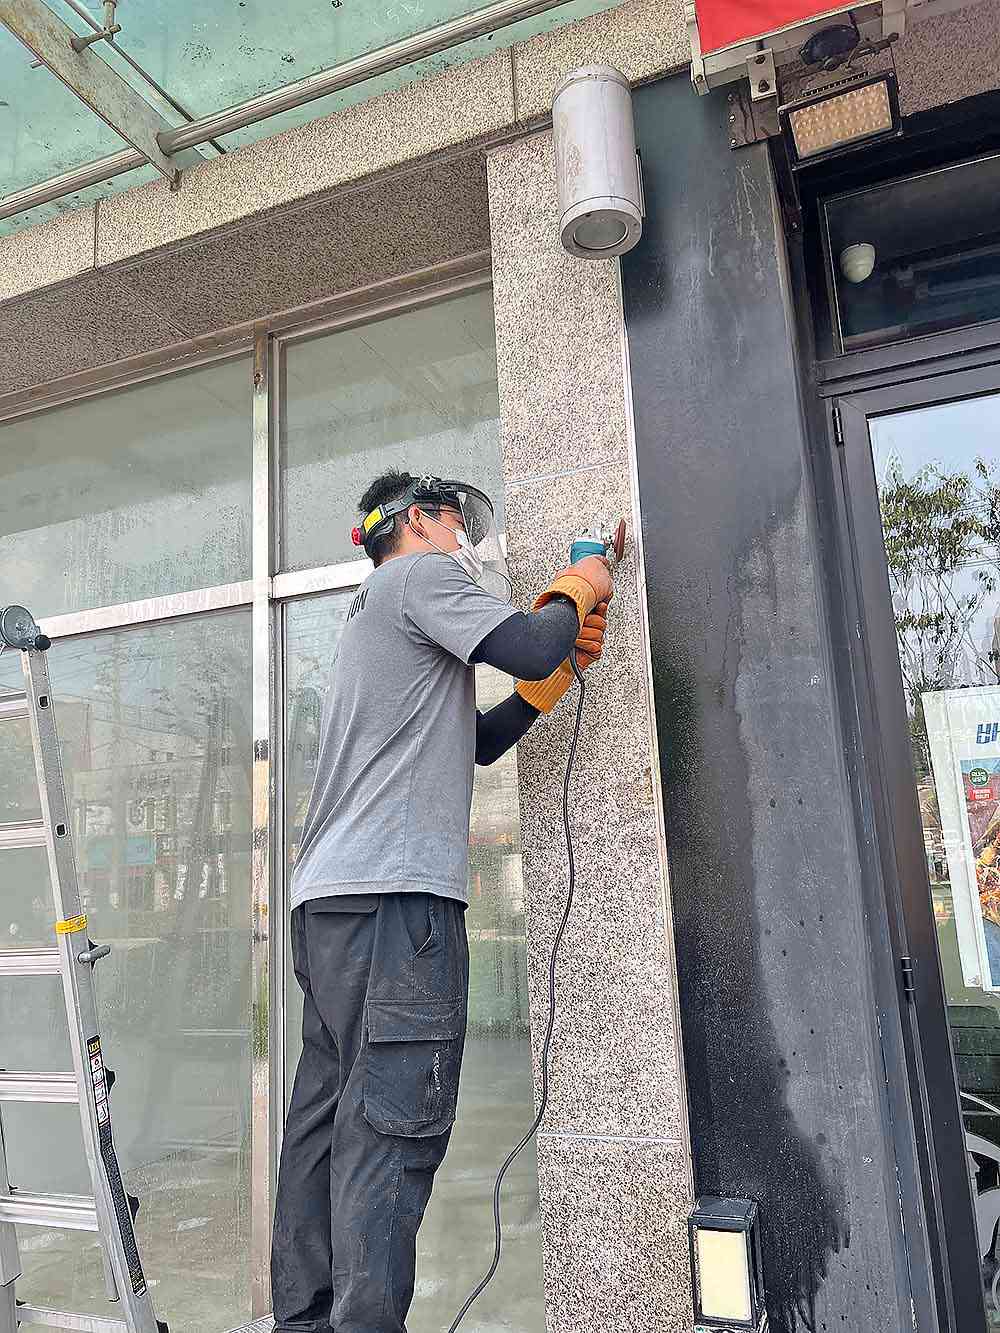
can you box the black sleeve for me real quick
[475,694,540,766]
[470,598,579,679]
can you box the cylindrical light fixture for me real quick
[552,65,644,260]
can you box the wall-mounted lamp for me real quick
[689,1197,767,1332]
[839,242,876,284]
[552,65,644,260]
[779,71,901,167]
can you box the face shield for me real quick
[431,479,511,602]
[353,475,511,601]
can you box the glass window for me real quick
[283,592,544,1333]
[280,289,504,570]
[0,711,42,823]
[0,612,253,1331]
[0,846,51,950]
[871,392,1000,1327]
[824,153,1000,353]
[0,280,539,1331]
[0,357,252,619]
[0,974,70,1073]
[0,23,126,200]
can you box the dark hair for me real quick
[359,469,416,565]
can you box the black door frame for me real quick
[821,351,1000,1331]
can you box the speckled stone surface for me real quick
[506,466,684,1140]
[109,156,491,336]
[535,1136,693,1333]
[894,0,1000,115]
[0,208,96,305]
[95,50,514,267]
[487,133,629,482]
[513,0,688,124]
[489,125,692,1321]
[0,157,488,393]
[0,272,184,395]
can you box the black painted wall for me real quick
[621,76,911,1332]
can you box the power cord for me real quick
[447,653,586,1332]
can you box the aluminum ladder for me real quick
[0,606,166,1333]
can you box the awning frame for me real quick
[688,0,900,93]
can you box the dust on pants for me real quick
[271,892,469,1333]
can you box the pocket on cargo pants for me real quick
[362,998,465,1137]
[361,893,469,1139]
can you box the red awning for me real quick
[695,0,848,54]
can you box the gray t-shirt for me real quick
[289,552,518,910]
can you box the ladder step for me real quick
[0,950,61,977]
[0,1072,78,1103]
[0,694,28,722]
[14,1307,128,1332]
[0,821,46,850]
[0,1192,98,1231]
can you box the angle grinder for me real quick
[570,516,627,568]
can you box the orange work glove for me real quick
[575,600,609,666]
[530,556,613,628]
[516,600,610,713]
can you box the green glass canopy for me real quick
[0,0,621,237]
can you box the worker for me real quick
[271,470,613,1333]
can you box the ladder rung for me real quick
[0,694,28,722]
[0,1193,98,1231]
[0,821,46,850]
[14,1307,128,1332]
[0,950,61,977]
[0,1072,77,1103]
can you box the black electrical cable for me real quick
[447,653,586,1333]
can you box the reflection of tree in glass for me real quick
[881,457,1000,774]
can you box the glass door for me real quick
[837,371,1000,1330]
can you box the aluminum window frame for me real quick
[0,258,494,1321]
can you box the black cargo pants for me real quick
[271,892,469,1333]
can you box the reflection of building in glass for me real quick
[0,620,254,1331]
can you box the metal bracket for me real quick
[686,0,708,94]
[70,0,120,52]
[744,50,780,140]
[0,0,179,185]
[748,48,777,101]
[727,81,778,149]
[832,405,844,446]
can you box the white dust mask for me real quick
[452,528,485,583]
[422,514,485,585]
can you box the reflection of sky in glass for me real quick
[0,23,126,191]
[282,288,503,572]
[0,356,251,619]
[871,393,1000,696]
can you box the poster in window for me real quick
[924,688,1000,991]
